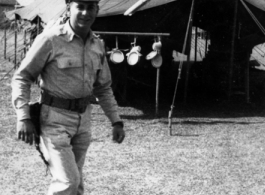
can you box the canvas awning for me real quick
[5,0,177,23]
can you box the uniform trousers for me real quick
[40,104,92,195]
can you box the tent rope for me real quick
[240,0,265,35]
[168,0,195,133]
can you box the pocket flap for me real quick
[57,58,82,69]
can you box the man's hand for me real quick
[17,119,38,145]
[112,125,125,144]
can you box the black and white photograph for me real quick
[1,0,265,194]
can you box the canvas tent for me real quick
[4,0,265,105]
[5,0,265,50]
[5,0,265,21]
[5,0,177,24]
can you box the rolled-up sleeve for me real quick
[12,33,53,121]
[93,53,121,124]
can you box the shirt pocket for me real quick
[57,58,82,69]
[55,57,83,86]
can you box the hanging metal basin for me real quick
[151,54,163,68]
[110,49,124,64]
[146,50,158,60]
[126,46,142,66]
[127,51,140,66]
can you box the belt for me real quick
[41,91,90,113]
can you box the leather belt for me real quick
[41,91,90,113]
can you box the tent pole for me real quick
[184,32,192,104]
[155,36,162,117]
[184,5,195,104]
[155,36,161,117]
[228,0,239,100]
[155,67,160,117]
[168,0,196,135]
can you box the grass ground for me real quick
[1,53,265,195]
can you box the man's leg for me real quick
[40,105,83,195]
[71,104,93,195]
[71,131,91,195]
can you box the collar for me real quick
[63,20,94,43]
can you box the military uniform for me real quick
[12,16,121,195]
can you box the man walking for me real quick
[11,0,125,194]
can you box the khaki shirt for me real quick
[12,21,121,123]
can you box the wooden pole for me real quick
[155,67,160,116]
[155,36,162,117]
[184,27,193,103]
[228,0,239,100]
[168,0,196,135]
[184,5,195,104]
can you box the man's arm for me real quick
[12,32,53,144]
[93,48,125,144]
[12,32,53,120]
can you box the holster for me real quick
[29,102,42,144]
[29,102,50,169]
